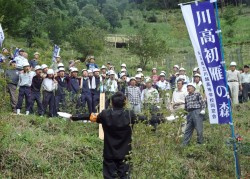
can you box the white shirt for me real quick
[42,78,58,92]
[141,87,159,103]
[156,80,171,90]
[14,55,29,69]
[106,79,118,92]
[18,71,34,87]
[171,88,188,104]
[241,72,250,83]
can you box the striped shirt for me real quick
[125,86,141,105]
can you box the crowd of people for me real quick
[1,47,249,118]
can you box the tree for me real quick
[70,26,105,58]
[102,4,122,30]
[129,25,168,69]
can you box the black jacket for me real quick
[97,108,136,160]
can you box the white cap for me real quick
[109,70,115,75]
[101,65,106,69]
[34,65,42,71]
[152,67,157,71]
[187,83,196,89]
[193,73,201,77]
[121,63,126,67]
[58,67,65,72]
[87,69,93,73]
[173,65,179,69]
[41,64,48,69]
[141,73,144,77]
[23,62,30,67]
[161,71,166,75]
[93,68,100,72]
[81,69,87,72]
[121,69,126,72]
[178,75,185,79]
[159,73,165,77]
[130,77,136,81]
[230,61,237,66]
[193,67,198,71]
[135,74,141,78]
[179,67,185,71]
[34,52,40,56]
[137,68,142,72]
[56,55,61,58]
[145,78,152,83]
[120,73,126,78]
[47,69,54,75]
[58,63,64,68]
[70,68,78,73]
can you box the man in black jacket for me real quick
[97,92,136,179]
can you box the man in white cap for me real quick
[137,68,143,74]
[175,67,189,86]
[29,52,40,70]
[227,61,241,104]
[42,69,58,117]
[151,68,159,86]
[241,65,250,102]
[55,67,70,113]
[156,72,171,91]
[125,77,142,114]
[41,64,48,79]
[169,65,179,91]
[191,67,199,83]
[118,72,129,94]
[192,73,204,96]
[69,68,81,102]
[30,65,44,116]
[16,62,34,115]
[101,65,107,77]
[171,79,187,111]
[183,83,206,145]
[105,70,118,108]
[141,79,159,107]
[135,74,145,92]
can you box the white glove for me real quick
[200,109,205,115]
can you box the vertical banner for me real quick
[181,1,231,124]
[52,45,60,62]
[0,24,5,47]
[13,48,20,58]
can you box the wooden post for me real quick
[98,93,105,140]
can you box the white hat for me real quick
[34,52,40,56]
[87,69,93,73]
[130,77,136,81]
[179,67,185,71]
[135,74,141,78]
[120,73,126,78]
[159,73,165,77]
[141,73,144,77]
[56,55,61,58]
[230,61,237,66]
[47,69,54,75]
[41,64,48,69]
[152,67,157,71]
[93,68,100,72]
[146,78,152,83]
[187,83,196,89]
[81,69,87,72]
[34,65,42,71]
[57,63,64,68]
[70,68,78,73]
[173,65,179,69]
[58,67,65,72]
[22,62,30,67]
[193,67,199,71]
[101,65,106,69]
[121,63,126,67]
[109,70,115,75]
[193,73,201,77]
[178,75,185,80]
[137,68,142,72]
[121,69,126,72]
[161,71,166,75]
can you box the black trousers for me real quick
[103,158,130,179]
[242,83,250,102]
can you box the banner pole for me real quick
[214,1,240,178]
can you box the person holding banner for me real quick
[183,83,206,145]
[227,62,241,104]
[29,52,40,70]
